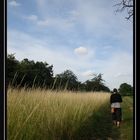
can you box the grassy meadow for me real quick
[7,88,133,140]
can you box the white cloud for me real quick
[114,73,131,78]
[69,10,80,20]
[99,52,133,90]
[7,29,92,76]
[34,0,132,39]
[37,20,48,26]
[25,15,48,26]
[36,18,74,29]
[25,15,38,21]
[81,70,96,77]
[103,45,112,50]
[36,0,45,7]
[25,0,131,37]
[24,14,74,30]
[8,1,21,7]
[74,46,88,55]
[114,73,123,78]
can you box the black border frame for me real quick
[0,0,5,139]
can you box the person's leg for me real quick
[113,120,116,125]
[112,110,117,125]
[116,108,122,127]
[116,121,120,127]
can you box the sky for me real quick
[7,0,133,90]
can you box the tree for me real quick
[7,54,20,86]
[7,54,54,88]
[53,70,79,91]
[84,74,110,92]
[114,0,133,20]
[119,83,133,96]
[18,59,53,88]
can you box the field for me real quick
[7,88,133,140]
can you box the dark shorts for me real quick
[112,108,122,121]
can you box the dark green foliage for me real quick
[7,54,111,92]
[53,70,79,91]
[84,74,110,92]
[119,83,133,96]
[7,54,20,86]
[7,54,53,88]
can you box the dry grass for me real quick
[8,88,110,140]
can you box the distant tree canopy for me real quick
[119,83,133,96]
[7,54,20,86]
[7,54,111,92]
[52,70,79,91]
[7,54,53,88]
[84,74,110,92]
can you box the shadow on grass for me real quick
[73,103,121,140]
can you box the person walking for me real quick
[110,88,123,127]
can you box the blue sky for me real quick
[7,0,133,90]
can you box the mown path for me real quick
[118,96,133,140]
[73,96,133,140]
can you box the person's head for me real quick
[113,88,118,93]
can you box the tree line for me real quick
[7,54,133,95]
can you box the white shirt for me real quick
[111,102,121,108]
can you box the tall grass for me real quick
[8,88,110,140]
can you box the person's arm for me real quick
[119,94,122,102]
[110,95,113,104]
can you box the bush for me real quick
[119,83,133,96]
